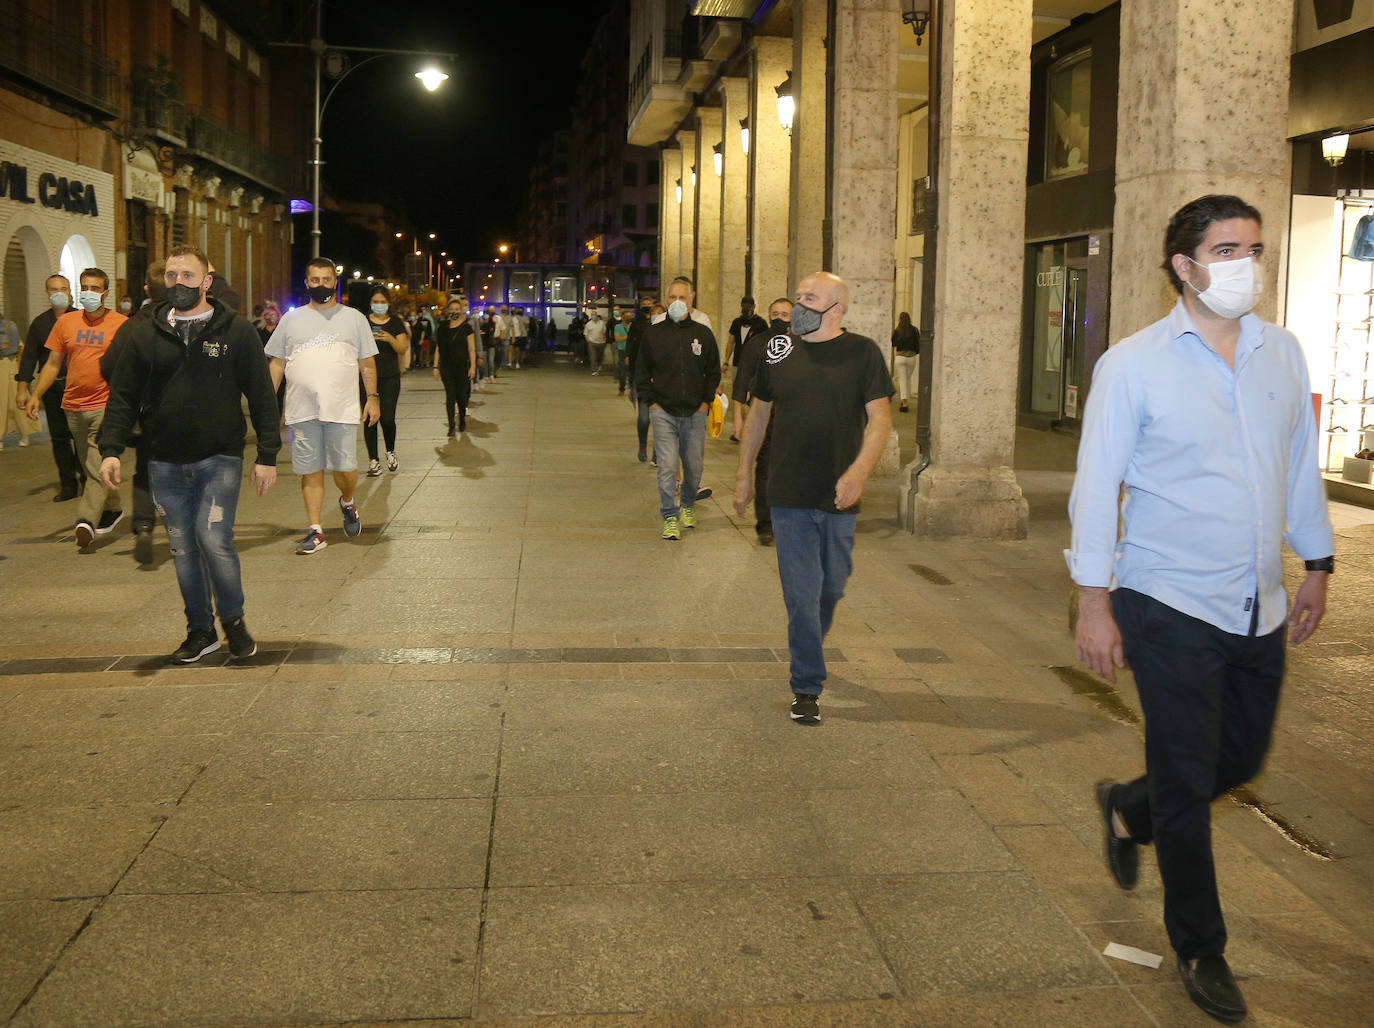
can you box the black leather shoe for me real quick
[1095,780,1138,890]
[1178,954,1247,1024]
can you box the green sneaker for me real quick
[662,516,681,541]
[680,505,696,529]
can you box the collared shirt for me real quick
[1066,300,1333,636]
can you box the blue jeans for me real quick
[771,507,856,696]
[150,456,246,631]
[650,406,705,519]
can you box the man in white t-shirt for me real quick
[650,275,712,329]
[266,258,379,555]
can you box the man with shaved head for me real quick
[734,272,893,724]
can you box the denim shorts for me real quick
[290,419,358,474]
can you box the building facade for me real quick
[1,0,308,331]
[632,0,1374,535]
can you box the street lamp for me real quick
[712,143,723,176]
[775,71,794,132]
[900,0,933,44]
[739,116,750,155]
[675,178,682,204]
[280,6,458,258]
[690,165,697,187]
[1323,133,1350,167]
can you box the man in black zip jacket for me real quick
[97,244,281,665]
[634,277,721,541]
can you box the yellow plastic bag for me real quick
[708,392,728,438]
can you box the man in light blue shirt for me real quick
[1069,195,1333,1024]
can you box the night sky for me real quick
[306,0,601,264]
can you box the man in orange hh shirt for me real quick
[26,267,128,550]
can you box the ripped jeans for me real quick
[149,456,245,631]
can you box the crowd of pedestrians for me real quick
[0,193,1347,1024]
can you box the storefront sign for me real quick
[0,161,99,216]
[1088,234,1101,256]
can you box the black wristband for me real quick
[1303,557,1334,574]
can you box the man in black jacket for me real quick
[634,277,720,540]
[14,275,82,501]
[98,244,280,664]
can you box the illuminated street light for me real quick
[415,68,449,91]
[498,244,509,254]
[690,165,696,187]
[712,143,723,176]
[675,178,682,204]
[739,116,750,155]
[775,70,794,132]
[428,232,436,240]
[395,231,403,238]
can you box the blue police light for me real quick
[289,199,314,215]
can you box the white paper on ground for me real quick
[1103,942,1164,969]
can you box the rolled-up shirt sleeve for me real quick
[1066,347,1141,587]
[1282,355,1335,560]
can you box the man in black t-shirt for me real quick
[732,297,793,544]
[733,272,893,725]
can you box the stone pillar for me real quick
[694,108,723,329]
[1112,0,1293,338]
[677,129,697,286]
[718,77,750,334]
[788,0,827,288]
[830,0,902,476]
[751,38,791,301]
[906,0,1031,538]
[660,145,682,288]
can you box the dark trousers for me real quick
[362,376,401,460]
[42,387,81,491]
[439,363,469,431]
[1110,588,1284,961]
[132,438,155,533]
[637,399,651,451]
[754,421,772,534]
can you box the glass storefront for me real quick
[1025,237,1090,423]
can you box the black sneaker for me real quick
[790,693,820,725]
[757,526,774,547]
[95,509,124,536]
[339,497,362,538]
[222,617,257,659]
[134,527,154,565]
[1177,954,1247,1024]
[171,628,220,664]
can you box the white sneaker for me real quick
[386,451,399,472]
[366,458,383,477]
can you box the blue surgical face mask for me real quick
[371,303,389,315]
[667,299,689,323]
[78,290,104,314]
[50,292,71,311]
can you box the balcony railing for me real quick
[186,114,286,191]
[129,75,187,146]
[0,0,120,117]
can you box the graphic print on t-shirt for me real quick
[764,333,793,364]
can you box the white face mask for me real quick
[1187,256,1262,320]
[667,300,689,323]
[78,290,104,314]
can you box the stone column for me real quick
[906,0,1031,538]
[751,38,792,301]
[677,128,697,287]
[660,145,682,288]
[788,0,827,288]
[1112,0,1294,338]
[830,0,902,476]
[718,77,750,333]
[694,108,723,329]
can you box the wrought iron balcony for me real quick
[185,113,287,192]
[0,0,120,117]
[129,73,187,146]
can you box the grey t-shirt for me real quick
[265,304,377,425]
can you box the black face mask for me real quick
[770,318,789,333]
[308,285,335,304]
[167,283,203,312]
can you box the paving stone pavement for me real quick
[1,360,1371,1027]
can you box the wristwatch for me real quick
[1303,557,1335,574]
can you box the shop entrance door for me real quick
[1026,238,1090,425]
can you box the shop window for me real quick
[508,271,536,305]
[1046,49,1091,180]
[547,274,578,304]
[646,202,658,227]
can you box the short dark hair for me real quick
[167,243,209,272]
[305,257,337,275]
[1162,194,1262,295]
[146,260,168,302]
[770,297,793,309]
[369,285,391,304]
[46,273,69,290]
[80,267,109,291]
[741,295,755,305]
